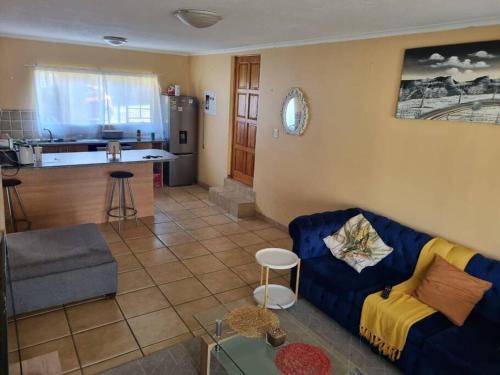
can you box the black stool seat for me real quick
[3,179,22,188]
[110,171,134,179]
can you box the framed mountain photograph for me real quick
[395,40,500,125]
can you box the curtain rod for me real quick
[23,64,158,76]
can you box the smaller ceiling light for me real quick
[103,36,128,46]
[174,9,222,29]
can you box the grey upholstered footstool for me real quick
[6,223,117,316]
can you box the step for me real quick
[209,178,255,218]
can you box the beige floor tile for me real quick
[176,218,210,230]
[156,200,184,212]
[158,277,211,306]
[174,296,221,331]
[140,213,171,226]
[108,241,131,256]
[166,209,198,221]
[101,230,121,244]
[233,262,278,284]
[214,248,255,267]
[200,236,239,253]
[115,253,142,273]
[116,287,170,318]
[201,214,234,226]
[66,299,123,334]
[197,269,247,294]
[73,321,138,367]
[126,236,164,253]
[81,350,142,375]
[180,200,208,209]
[242,242,273,256]
[111,220,146,231]
[169,242,210,259]
[8,322,18,351]
[253,227,290,241]
[97,223,115,232]
[158,231,196,246]
[182,254,227,275]
[67,370,83,375]
[128,308,190,347]
[20,336,79,373]
[17,309,70,348]
[212,223,248,235]
[189,206,225,217]
[193,192,209,200]
[170,193,199,203]
[150,221,182,235]
[269,238,293,250]
[117,269,155,295]
[187,226,222,241]
[141,332,193,356]
[214,286,254,304]
[135,247,177,267]
[146,261,192,285]
[118,225,153,240]
[183,185,207,195]
[228,232,265,247]
[237,218,273,231]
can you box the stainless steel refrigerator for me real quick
[161,95,198,186]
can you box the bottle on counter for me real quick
[151,132,155,141]
[136,129,141,140]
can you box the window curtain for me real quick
[34,67,163,138]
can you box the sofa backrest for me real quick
[289,208,431,277]
[464,254,500,323]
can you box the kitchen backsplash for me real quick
[0,109,37,139]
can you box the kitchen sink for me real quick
[53,138,77,142]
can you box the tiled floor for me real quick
[8,184,291,374]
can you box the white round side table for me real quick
[253,248,301,309]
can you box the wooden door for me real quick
[231,55,260,186]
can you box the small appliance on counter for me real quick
[102,129,124,139]
[106,141,122,160]
[17,145,34,165]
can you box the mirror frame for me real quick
[281,87,309,136]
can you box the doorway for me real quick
[231,55,260,186]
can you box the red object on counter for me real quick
[154,173,162,188]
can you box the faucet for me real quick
[43,128,53,142]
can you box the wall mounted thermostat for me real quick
[204,90,216,115]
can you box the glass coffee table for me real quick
[195,298,365,375]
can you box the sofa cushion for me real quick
[7,224,114,281]
[422,312,500,375]
[301,254,408,309]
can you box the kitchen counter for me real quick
[26,149,176,169]
[26,137,165,147]
[5,149,173,230]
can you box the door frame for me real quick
[229,54,261,187]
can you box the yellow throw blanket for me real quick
[359,238,476,361]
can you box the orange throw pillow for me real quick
[413,255,492,326]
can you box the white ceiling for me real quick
[0,0,499,55]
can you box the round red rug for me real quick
[275,343,331,375]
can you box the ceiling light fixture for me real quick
[174,9,222,29]
[103,36,128,46]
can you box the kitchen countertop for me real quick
[20,149,176,169]
[26,137,166,147]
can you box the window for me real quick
[34,67,162,138]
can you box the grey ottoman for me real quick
[6,223,117,316]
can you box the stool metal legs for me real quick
[5,186,31,232]
[107,177,138,232]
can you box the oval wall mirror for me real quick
[281,88,309,136]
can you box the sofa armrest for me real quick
[288,208,361,260]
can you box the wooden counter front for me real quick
[7,163,153,230]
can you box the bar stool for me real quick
[3,178,31,232]
[107,171,138,232]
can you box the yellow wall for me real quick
[190,25,500,259]
[0,37,190,109]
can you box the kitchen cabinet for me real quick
[42,145,89,153]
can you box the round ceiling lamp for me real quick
[103,36,128,46]
[174,9,222,28]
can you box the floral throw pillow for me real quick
[323,214,393,273]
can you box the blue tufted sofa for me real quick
[289,208,500,375]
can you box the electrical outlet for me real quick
[272,128,279,139]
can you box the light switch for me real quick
[272,128,279,139]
